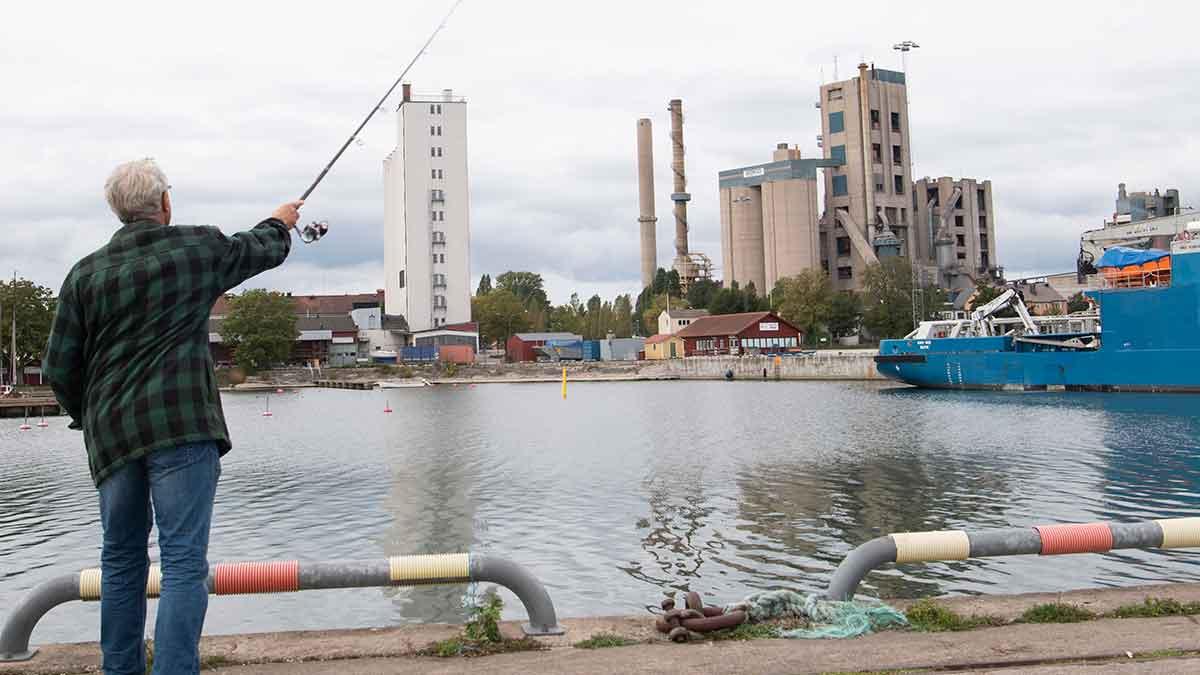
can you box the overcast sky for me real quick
[4,1,1198,304]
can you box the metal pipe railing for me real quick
[1,552,563,662]
[826,517,1200,600]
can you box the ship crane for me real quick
[970,289,1039,337]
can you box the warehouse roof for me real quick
[676,311,800,338]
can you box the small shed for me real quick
[644,333,684,359]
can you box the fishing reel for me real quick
[300,220,330,244]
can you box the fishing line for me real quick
[298,0,466,243]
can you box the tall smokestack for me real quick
[668,99,690,261]
[636,119,657,289]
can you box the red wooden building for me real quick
[675,311,804,357]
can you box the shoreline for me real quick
[6,582,1200,674]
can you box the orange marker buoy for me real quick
[19,423,32,431]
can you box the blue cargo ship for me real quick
[876,234,1200,392]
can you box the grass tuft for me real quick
[905,599,1004,632]
[422,593,546,658]
[573,632,638,649]
[1019,602,1095,624]
[1108,597,1200,619]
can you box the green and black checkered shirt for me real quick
[43,218,291,486]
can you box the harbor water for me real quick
[3,381,1200,642]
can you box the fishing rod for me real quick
[298,0,466,244]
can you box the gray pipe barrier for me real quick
[1,553,563,662]
[826,517,1200,601]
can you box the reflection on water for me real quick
[3,382,1200,641]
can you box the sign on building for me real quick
[742,167,765,178]
[759,322,779,331]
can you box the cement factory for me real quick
[636,63,1002,309]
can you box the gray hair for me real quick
[104,158,169,224]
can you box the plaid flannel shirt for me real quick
[43,218,291,486]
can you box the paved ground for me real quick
[5,584,1200,674]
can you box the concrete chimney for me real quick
[636,118,658,289]
[402,82,412,102]
[668,99,691,263]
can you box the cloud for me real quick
[4,0,1199,305]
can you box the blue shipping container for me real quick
[400,345,438,362]
[582,340,601,361]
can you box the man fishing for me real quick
[43,158,304,674]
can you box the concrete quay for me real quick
[5,582,1200,674]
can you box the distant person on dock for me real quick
[43,158,303,675]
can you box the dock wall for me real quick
[651,351,882,381]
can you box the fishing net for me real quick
[725,590,907,639]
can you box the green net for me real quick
[726,590,907,639]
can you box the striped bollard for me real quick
[1,553,562,662]
[826,517,1200,600]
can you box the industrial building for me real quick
[718,144,840,292]
[675,311,804,356]
[658,307,709,335]
[912,177,1000,286]
[818,63,915,291]
[384,84,472,335]
[1110,183,1182,225]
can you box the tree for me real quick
[651,268,669,296]
[495,271,548,310]
[475,274,493,296]
[219,290,297,373]
[471,289,530,348]
[771,271,833,344]
[666,269,682,298]
[1,277,55,377]
[1067,292,1091,314]
[708,281,743,315]
[612,294,633,338]
[828,292,862,339]
[860,257,919,339]
[686,278,719,310]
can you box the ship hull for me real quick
[876,338,1200,392]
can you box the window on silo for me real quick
[870,109,880,129]
[893,175,904,194]
[891,111,901,131]
[830,144,846,164]
[874,175,884,193]
[837,266,853,280]
[892,145,902,164]
[828,111,844,134]
[955,215,964,228]
[872,143,882,163]
[956,234,965,246]
[398,270,405,288]
[832,175,848,196]
[836,237,851,256]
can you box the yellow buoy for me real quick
[561,366,567,399]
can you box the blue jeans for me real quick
[98,442,221,675]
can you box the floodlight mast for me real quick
[299,0,465,202]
